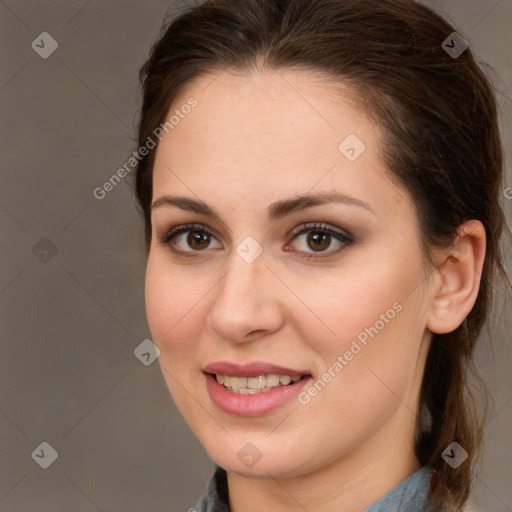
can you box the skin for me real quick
[145,68,486,512]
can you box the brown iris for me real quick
[307,231,330,251]
[187,230,210,250]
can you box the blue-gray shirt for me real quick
[193,464,433,511]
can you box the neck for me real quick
[227,406,421,512]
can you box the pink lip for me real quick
[203,360,310,378]
[203,361,312,416]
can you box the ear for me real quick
[427,220,486,334]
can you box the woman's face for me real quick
[145,68,435,479]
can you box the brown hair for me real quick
[132,0,510,509]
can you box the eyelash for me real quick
[157,222,354,260]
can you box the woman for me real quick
[132,0,509,510]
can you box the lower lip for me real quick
[204,372,313,416]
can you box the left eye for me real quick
[285,222,353,259]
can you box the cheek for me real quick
[144,255,205,361]
[297,254,426,399]
[300,266,426,413]
[299,262,416,355]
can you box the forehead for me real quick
[151,68,405,219]
[164,67,368,145]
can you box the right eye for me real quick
[158,223,222,257]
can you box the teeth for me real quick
[265,374,280,387]
[247,376,266,389]
[215,373,304,394]
[230,376,248,388]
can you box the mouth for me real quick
[202,361,313,416]
[206,372,309,394]
[202,361,313,415]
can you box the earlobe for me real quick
[427,220,486,334]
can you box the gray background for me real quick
[0,0,510,510]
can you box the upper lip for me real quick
[203,361,311,378]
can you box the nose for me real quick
[206,250,284,343]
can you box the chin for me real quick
[208,442,309,480]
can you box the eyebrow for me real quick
[151,191,375,222]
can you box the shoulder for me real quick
[192,465,230,512]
